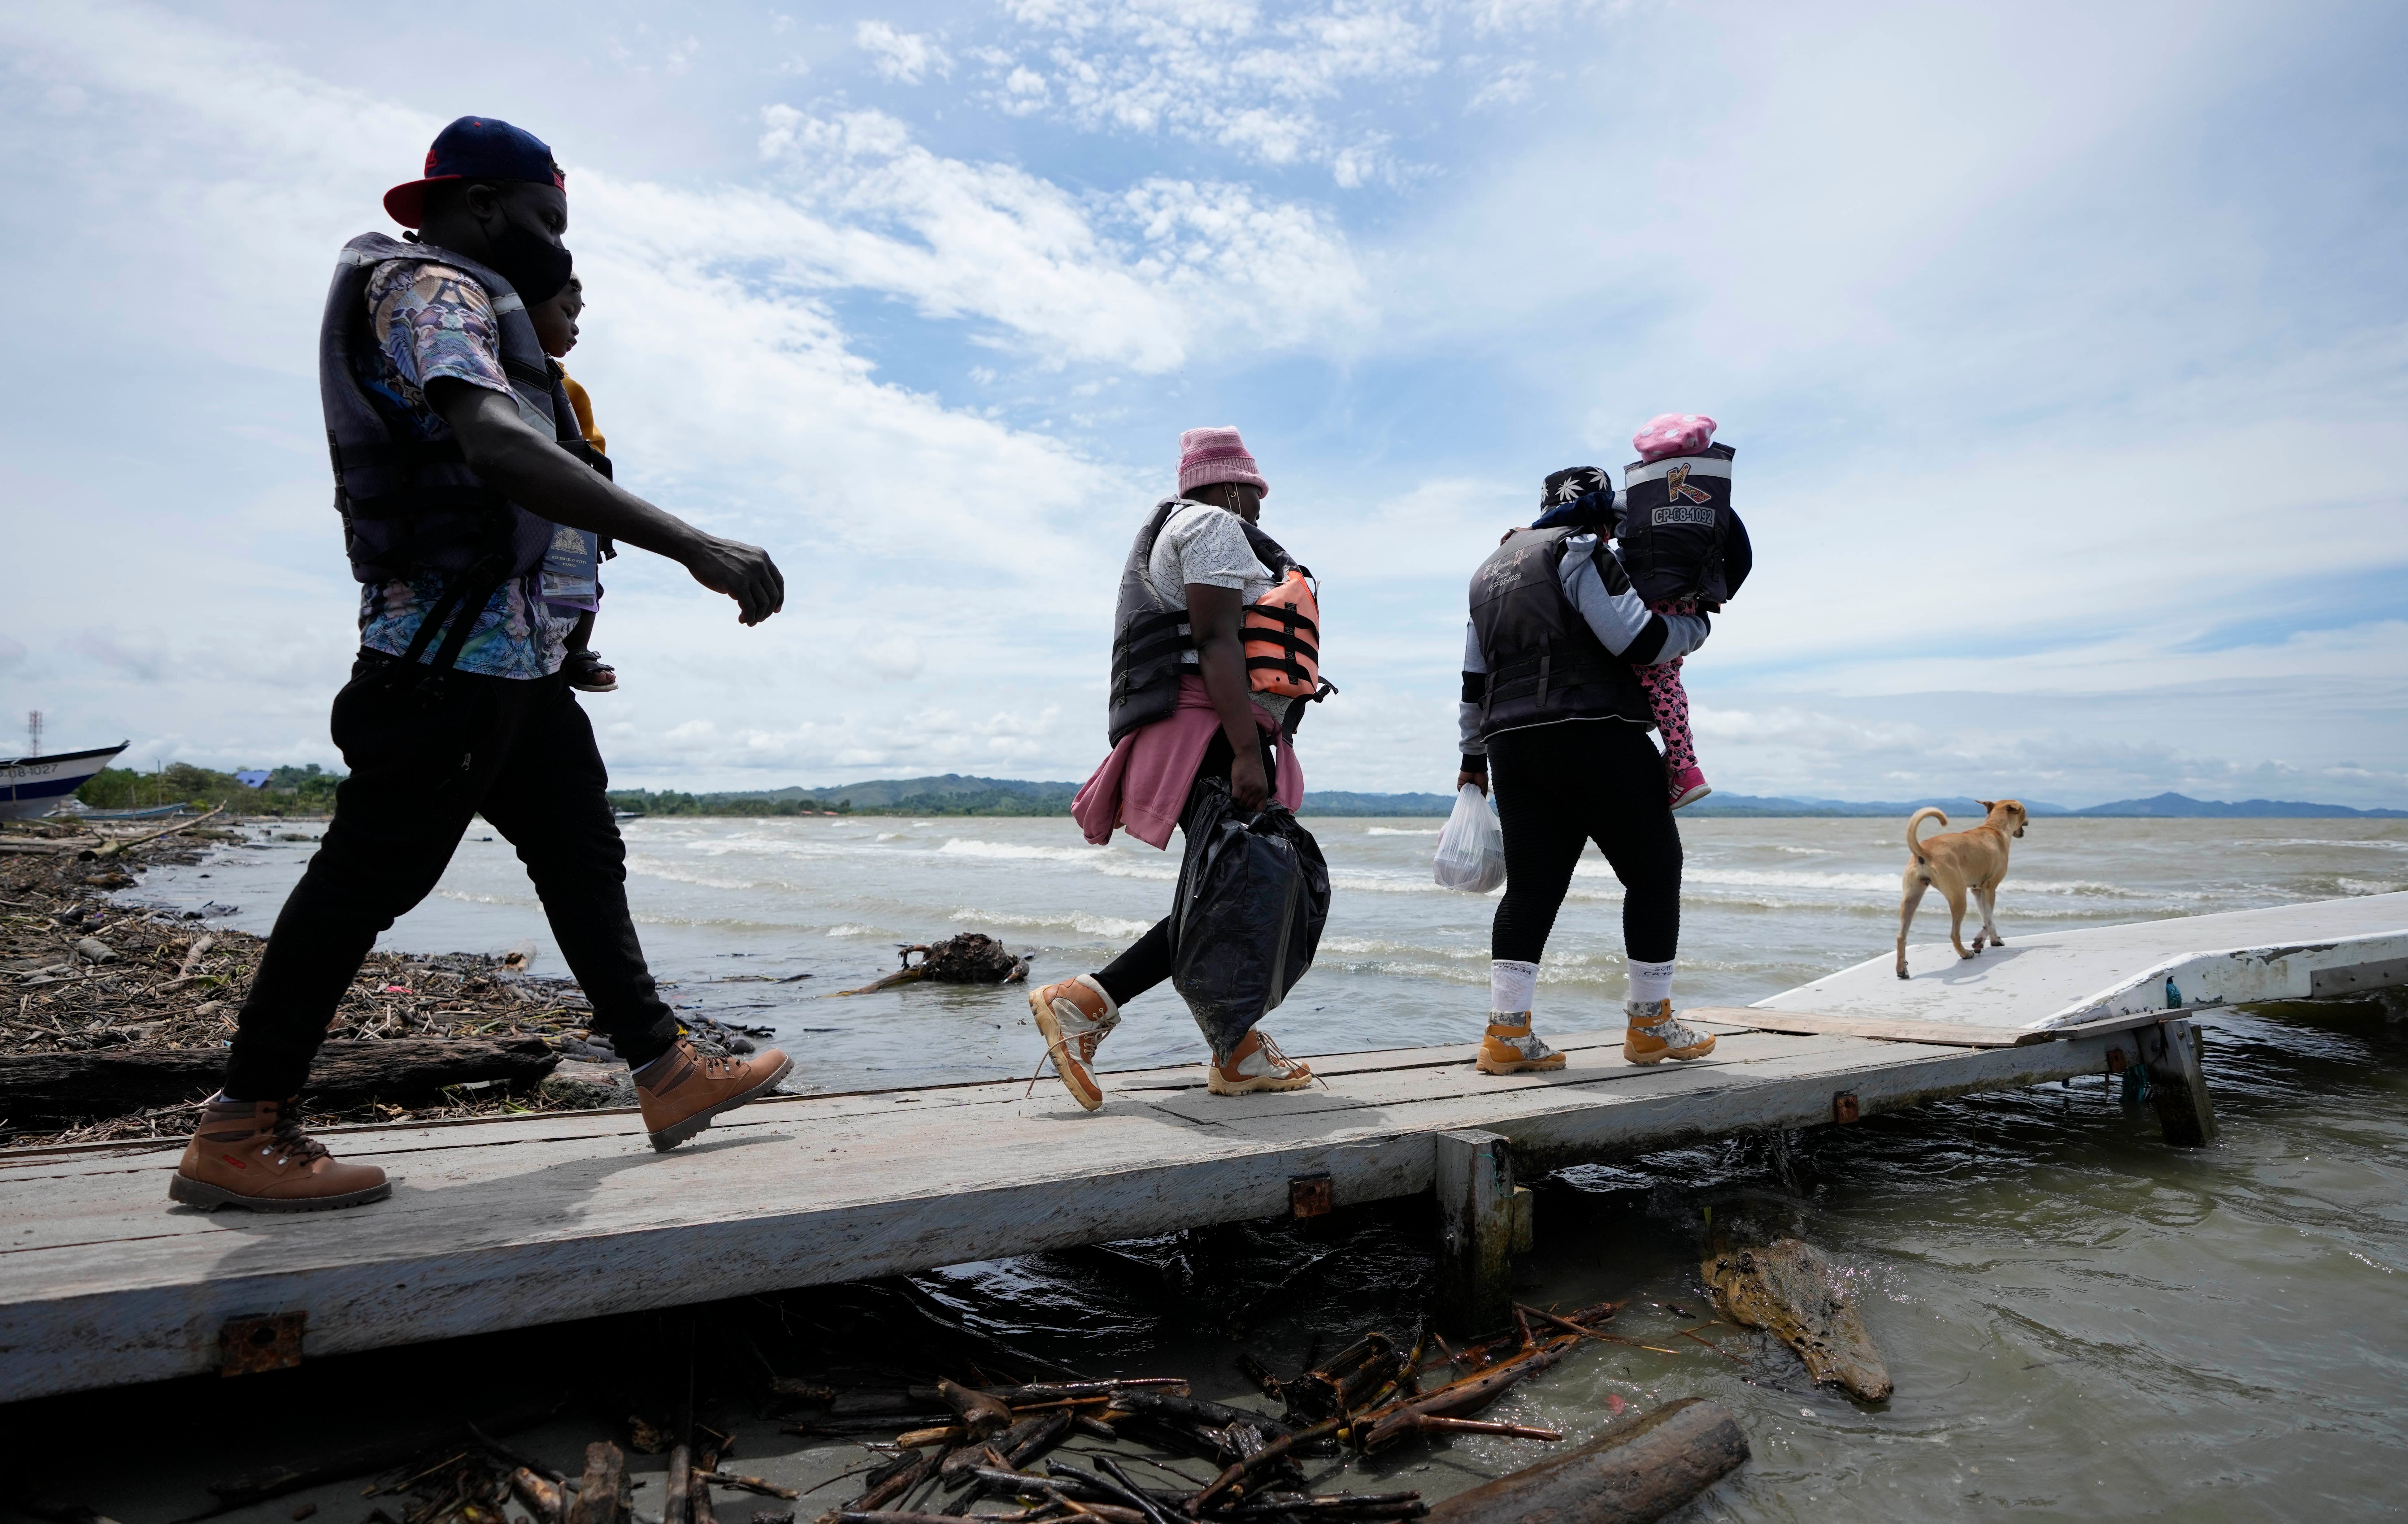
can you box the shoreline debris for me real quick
[831,935,1032,997]
[1700,1238,1893,1401]
[0,816,776,1147]
[1421,1397,1749,1524]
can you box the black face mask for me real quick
[480,216,575,307]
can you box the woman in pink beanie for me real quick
[1033,426,1331,1110]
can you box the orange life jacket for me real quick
[1243,568,1322,698]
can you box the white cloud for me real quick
[751,106,1368,370]
[856,20,951,84]
[987,0,1442,182]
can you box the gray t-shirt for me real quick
[1148,500,1291,729]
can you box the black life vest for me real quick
[318,232,584,675]
[1106,500,1329,746]
[1466,527,1653,741]
[1615,443,1752,607]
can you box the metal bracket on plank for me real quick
[220,1311,305,1375]
[1832,1091,1861,1124]
[1289,1171,1332,1219]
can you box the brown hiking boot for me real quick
[1622,999,1718,1064]
[635,1038,793,1151]
[167,1097,391,1212]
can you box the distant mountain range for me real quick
[611,778,2403,820]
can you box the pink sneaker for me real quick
[1669,765,1711,810]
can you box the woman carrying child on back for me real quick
[1453,413,1748,1077]
[1530,413,1750,809]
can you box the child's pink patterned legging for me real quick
[1638,598,1698,775]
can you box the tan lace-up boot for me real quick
[167,1097,391,1212]
[1028,974,1121,1111]
[1207,1029,1314,1095]
[635,1038,794,1151]
[1476,1013,1567,1075]
[1622,999,1717,1064]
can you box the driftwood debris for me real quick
[1700,1238,1893,1401]
[0,1037,559,1129]
[1422,1399,1748,1524]
[563,1442,629,1524]
[94,803,225,859]
[829,934,1031,996]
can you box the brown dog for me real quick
[1894,800,2029,979]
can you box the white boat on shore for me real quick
[0,742,128,821]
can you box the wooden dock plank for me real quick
[1763,891,2406,1032]
[0,1023,2121,1401]
[7,896,2392,1402]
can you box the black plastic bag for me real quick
[1169,780,1332,1057]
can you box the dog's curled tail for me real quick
[1906,807,1948,864]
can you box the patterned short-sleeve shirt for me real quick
[352,259,571,680]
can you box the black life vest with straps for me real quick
[318,232,584,676]
[1615,442,1752,607]
[1106,500,1330,746]
[1466,527,1654,741]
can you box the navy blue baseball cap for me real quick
[384,116,565,228]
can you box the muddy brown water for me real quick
[28,819,2407,1517]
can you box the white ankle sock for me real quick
[1489,959,1539,1016]
[1628,957,1675,1006]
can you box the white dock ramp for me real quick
[2,894,2401,1402]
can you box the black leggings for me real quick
[1093,728,1277,1012]
[1489,720,1682,967]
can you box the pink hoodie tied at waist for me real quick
[1072,674,1304,850]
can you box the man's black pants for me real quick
[222,653,681,1100]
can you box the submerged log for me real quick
[1421,1400,1747,1524]
[0,1037,559,1127]
[1700,1238,1893,1401]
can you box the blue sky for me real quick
[2,0,2403,807]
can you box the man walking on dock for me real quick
[170,117,791,1213]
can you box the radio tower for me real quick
[25,711,40,758]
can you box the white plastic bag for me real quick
[1432,783,1506,893]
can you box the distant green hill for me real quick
[611,775,1077,817]
[607,778,2406,821]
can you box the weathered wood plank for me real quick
[1435,1130,1515,1332]
[22,885,2371,1403]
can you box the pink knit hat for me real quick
[1178,426,1268,497]
[1632,413,1718,463]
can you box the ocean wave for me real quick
[626,857,773,891]
[2339,878,2407,896]
[824,924,882,937]
[939,838,1100,863]
[1319,937,1487,961]
[1365,827,1440,837]
[952,907,1156,940]
[939,838,1178,882]
[1328,870,1480,896]
[2266,838,2408,852]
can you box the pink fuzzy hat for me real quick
[1178,426,1268,497]
[1632,413,1718,463]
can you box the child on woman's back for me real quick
[1617,413,1750,809]
[1531,415,1751,809]
[527,274,619,694]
